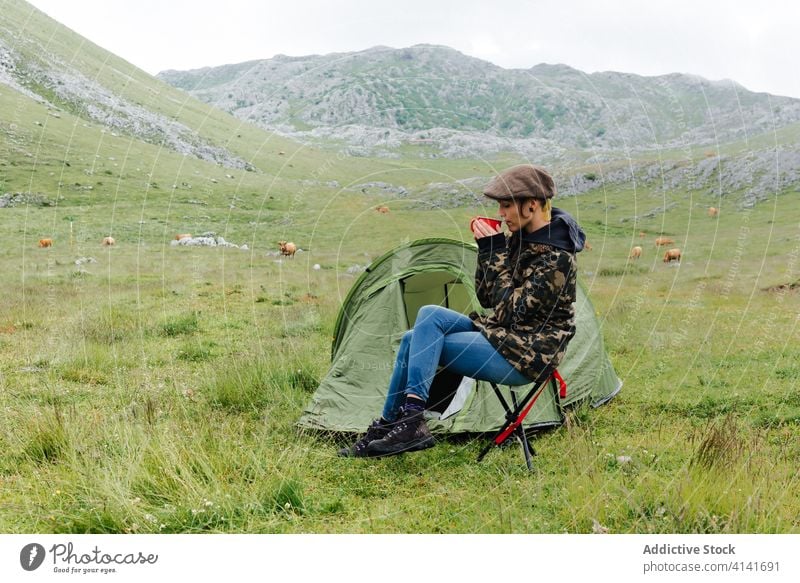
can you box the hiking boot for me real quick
[366,405,435,457]
[337,418,392,458]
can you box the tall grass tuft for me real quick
[176,340,216,362]
[206,361,273,412]
[279,312,322,338]
[53,507,129,534]
[205,358,319,412]
[274,363,319,393]
[690,415,745,470]
[58,343,116,385]
[272,478,305,515]
[79,306,141,344]
[160,312,199,337]
[22,408,68,464]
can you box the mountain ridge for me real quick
[2,0,799,214]
[157,43,800,159]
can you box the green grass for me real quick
[176,340,216,362]
[159,312,200,337]
[2,170,798,533]
[0,0,798,532]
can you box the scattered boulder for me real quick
[345,264,366,275]
[0,192,53,208]
[762,280,800,294]
[351,181,408,197]
[170,233,245,249]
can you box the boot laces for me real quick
[385,413,415,439]
[352,420,388,452]
[385,422,407,439]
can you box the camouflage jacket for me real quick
[469,208,585,384]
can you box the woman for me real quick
[339,164,585,457]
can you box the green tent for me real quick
[298,238,621,433]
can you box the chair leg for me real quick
[479,381,546,469]
[516,425,534,471]
[511,388,535,471]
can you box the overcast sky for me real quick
[24,0,800,99]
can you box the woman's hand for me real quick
[471,219,503,239]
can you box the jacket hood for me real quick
[519,207,586,252]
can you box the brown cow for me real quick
[584,241,593,251]
[708,207,719,218]
[663,248,681,263]
[278,241,297,258]
[38,238,53,248]
[375,205,390,214]
[630,246,643,259]
[102,236,116,246]
[655,236,675,247]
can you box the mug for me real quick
[470,216,502,232]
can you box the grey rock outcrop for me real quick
[159,45,800,159]
[170,233,246,248]
[0,192,54,207]
[0,35,247,169]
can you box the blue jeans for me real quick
[381,305,532,421]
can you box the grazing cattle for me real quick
[639,231,646,238]
[102,236,115,246]
[583,241,593,251]
[663,248,681,263]
[655,236,675,247]
[278,241,297,258]
[38,238,53,248]
[375,205,390,214]
[174,233,192,241]
[630,246,642,259]
[708,207,719,218]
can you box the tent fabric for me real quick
[298,238,621,433]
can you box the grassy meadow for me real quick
[1,31,799,531]
[1,143,799,533]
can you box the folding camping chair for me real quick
[476,369,567,470]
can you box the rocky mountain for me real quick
[2,0,798,215]
[159,45,800,158]
[0,0,257,169]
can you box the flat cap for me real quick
[483,164,556,201]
